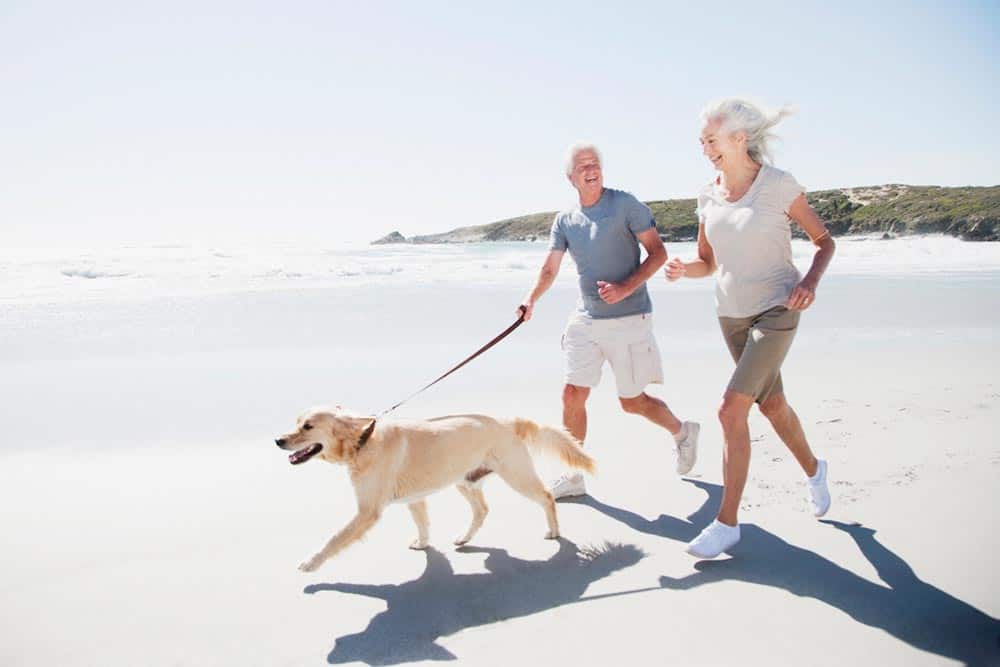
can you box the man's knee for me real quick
[618,393,648,415]
[563,384,590,409]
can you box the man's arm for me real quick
[519,250,564,321]
[597,228,666,305]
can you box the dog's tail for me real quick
[512,419,595,475]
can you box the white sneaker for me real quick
[549,472,586,499]
[674,421,700,475]
[686,519,741,559]
[808,459,831,517]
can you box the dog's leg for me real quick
[454,483,489,545]
[299,509,381,572]
[408,500,430,550]
[493,448,560,540]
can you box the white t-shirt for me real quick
[697,165,805,318]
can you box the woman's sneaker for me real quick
[549,472,586,499]
[808,459,831,517]
[674,421,700,475]
[685,519,741,559]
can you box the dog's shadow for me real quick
[305,537,645,665]
[575,480,1000,666]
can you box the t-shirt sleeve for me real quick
[625,193,656,235]
[777,171,806,214]
[548,214,568,251]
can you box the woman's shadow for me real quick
[573,481,1000,666]
[305,538,645,665]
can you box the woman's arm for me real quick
[786,194,836,310]
[664,223,716,281]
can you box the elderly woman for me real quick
[666,99,836,558]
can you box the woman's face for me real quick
[700,117,745,170]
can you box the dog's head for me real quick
[274,406,374,466]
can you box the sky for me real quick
[2,0,998,247]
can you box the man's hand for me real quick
[786,278,818,311]
[596,280,633,305]
[664,258,686,282]
[517,302,534,321]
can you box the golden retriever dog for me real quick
[275,407,595,572]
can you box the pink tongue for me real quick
[289,443,321,465]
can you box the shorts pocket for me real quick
[628,339,660,387]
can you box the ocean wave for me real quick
[2,236,996,304]
[61,267,131,280]
[334,265,404,277]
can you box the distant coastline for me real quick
[373,184,1000,244]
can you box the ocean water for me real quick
[2,235,999,453]
[3,235,1000,305]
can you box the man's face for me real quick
[568,150,603,199]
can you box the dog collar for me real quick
[357,420,376,450]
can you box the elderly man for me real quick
[519,144,699,498]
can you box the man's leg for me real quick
[562,384,590,443]
[619,392,682,435]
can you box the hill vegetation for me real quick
[372,184,1000,244]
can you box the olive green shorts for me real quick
[718,306,800,403]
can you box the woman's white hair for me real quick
[700,98,795,165]
[565,143,602,176]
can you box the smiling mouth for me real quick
[289,443,322,465]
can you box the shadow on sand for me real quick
[305,538,645,665]
[572,481,1000,667]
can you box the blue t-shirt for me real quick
[548,188,656,319]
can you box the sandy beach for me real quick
[1,242,999,666]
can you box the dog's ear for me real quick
[330,415,375,445]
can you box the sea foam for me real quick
[2,236,999,305]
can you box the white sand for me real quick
[1,275,999,666]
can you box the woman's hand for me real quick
[664,257,687,282]
[787,278,818,310]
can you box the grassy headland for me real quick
[373,184,1000,244]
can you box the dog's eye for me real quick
[303,423,313,431]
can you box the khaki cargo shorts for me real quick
[561,312,664,398]
[718,306,800,403]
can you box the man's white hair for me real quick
[565,143,602,176]
[700,98,795,165]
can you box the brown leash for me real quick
[357,306,527,448]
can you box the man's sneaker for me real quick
[685,519,741,559]
[674,421,700,475]
[808,459,831,517]
[549,472,586,499]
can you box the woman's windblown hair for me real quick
[700,98,795,165]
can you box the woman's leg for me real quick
[758,392,818,477]
[716,390,755,526]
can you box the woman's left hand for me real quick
[787,279,818,310]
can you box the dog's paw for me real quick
[453,535,470,546]
[544,530,559,540]
[409,539,429,550]
[298,556,323,572]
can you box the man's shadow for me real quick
[574,481,1000,666]
[305,538,645,665]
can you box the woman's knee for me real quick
[717,394,752,430]
[758,393,789,421]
